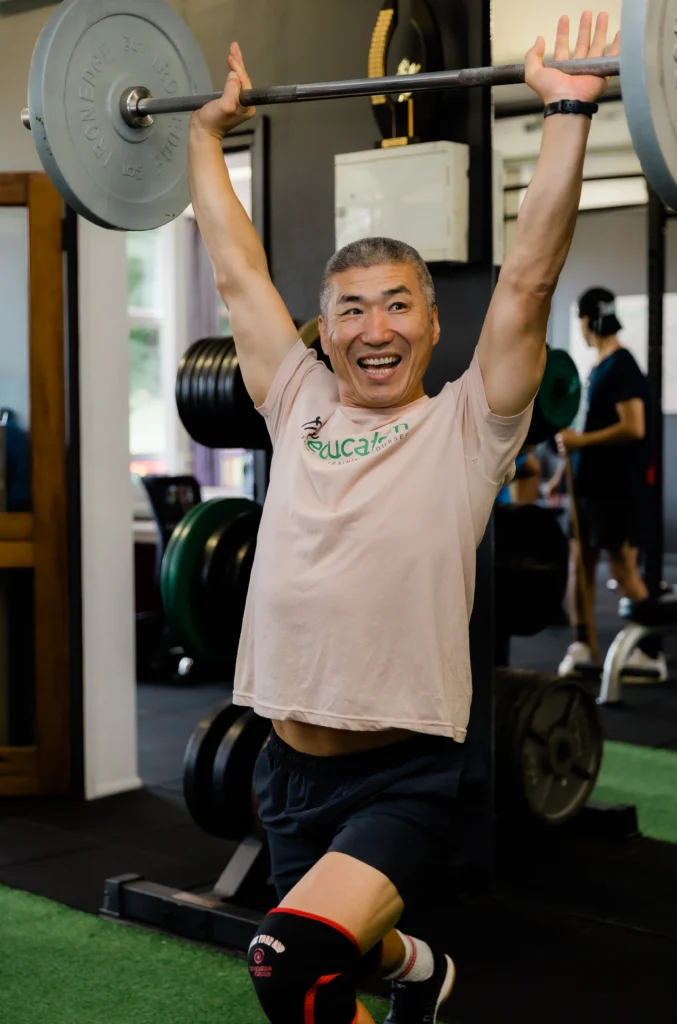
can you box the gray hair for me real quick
[319,237,436,319]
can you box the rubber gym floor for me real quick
[2,561,677,1023]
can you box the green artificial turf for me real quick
[593,740,677,844]
[2,739,677,1022]
[0,885,388,1023]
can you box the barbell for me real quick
[20,0,676,231]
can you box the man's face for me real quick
[318,262,440,409]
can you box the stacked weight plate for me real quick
[183,698,270,842]
[161,497,261,669]
[526,347,582,446]
[495,668,603,825]
[176,337,270,450]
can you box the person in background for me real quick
[496,451,542,505]
[554,288,667,681]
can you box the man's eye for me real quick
[390,302,407,311]
[343,308,362,316]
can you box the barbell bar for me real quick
[20,0,677,232]
[122,57,621,122]
[22,56,620,131]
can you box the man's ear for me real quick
[431,305,441,348]
[318,315,330,356]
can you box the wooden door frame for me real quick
[0,174,70,795]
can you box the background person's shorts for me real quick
[573,496,643,552]
[253,730,465,902]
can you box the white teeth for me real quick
[360,357,399,366]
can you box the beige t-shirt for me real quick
[233,340,533,741]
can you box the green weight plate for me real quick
[162,498,259,660]
[183,699,247,835]
[621,0,677,213]
[530,348,581,443]
[161,496,215,642]
[27,0,212,230]
[199,509,262,662]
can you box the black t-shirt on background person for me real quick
[575,347,650,500]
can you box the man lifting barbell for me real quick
[188,12,616,1024]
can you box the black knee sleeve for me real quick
[248,909,363,1023]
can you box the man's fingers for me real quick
[525,35,546,76]
[589,11,609,58]
[553,14,571,62]
[228,42,253,92]
[573,10,593,60]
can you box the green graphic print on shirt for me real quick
[304,422,410,466]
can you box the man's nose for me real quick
[360,309,393,343]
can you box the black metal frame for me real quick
[102,875,263,951]
[645,187,667,598]
[62,204,85,798]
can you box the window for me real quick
[127,135,262,516]
[127,230,167,478]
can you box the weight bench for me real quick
[596,594,677,705]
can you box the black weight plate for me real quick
[206,339,232,422]
[181,339,212,440]
[195,339,226,442]
[183,700,247,835]
[211,711,271,840]
[187,339,216,436]
[495,669,603,826]
[520,678,603,825]
[199,509,261,661]
[176,341,203,439]
[218,343,241,447]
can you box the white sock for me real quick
[383,931,434,983]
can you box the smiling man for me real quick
[188,13,618,1024]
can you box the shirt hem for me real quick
[232,693,468,743]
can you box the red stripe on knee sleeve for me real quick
[304,973,341,1024]
[270,907,362,953]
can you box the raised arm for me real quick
[189,43,299,407]
[477,12,619,416]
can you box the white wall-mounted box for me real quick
[335,141,470,263]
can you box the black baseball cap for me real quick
[578,287,623,337]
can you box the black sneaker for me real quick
[384,949,456,1023]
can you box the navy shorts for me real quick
[574,497,644,552]
[253,730,465,902]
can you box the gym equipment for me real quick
[212,709,271,841]
[22,0,677,228]
[527,348,582,446]
[201,505,262,663]
[495,669,603,825]
[161,497,260,666]
[177,318,326,450]
[183,699,247,835]
[589,593,677,705]
[494,504,569,639]
[25,0,212,230]
[176,337,270,450]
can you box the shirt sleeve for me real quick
[611,351,647,405]
[256,339,328,446]
[457,351,535,488]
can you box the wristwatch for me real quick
[544,99,599,119]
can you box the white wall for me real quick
[78,219,140,800]
[0,4,57,172]
[493,0,622,64]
